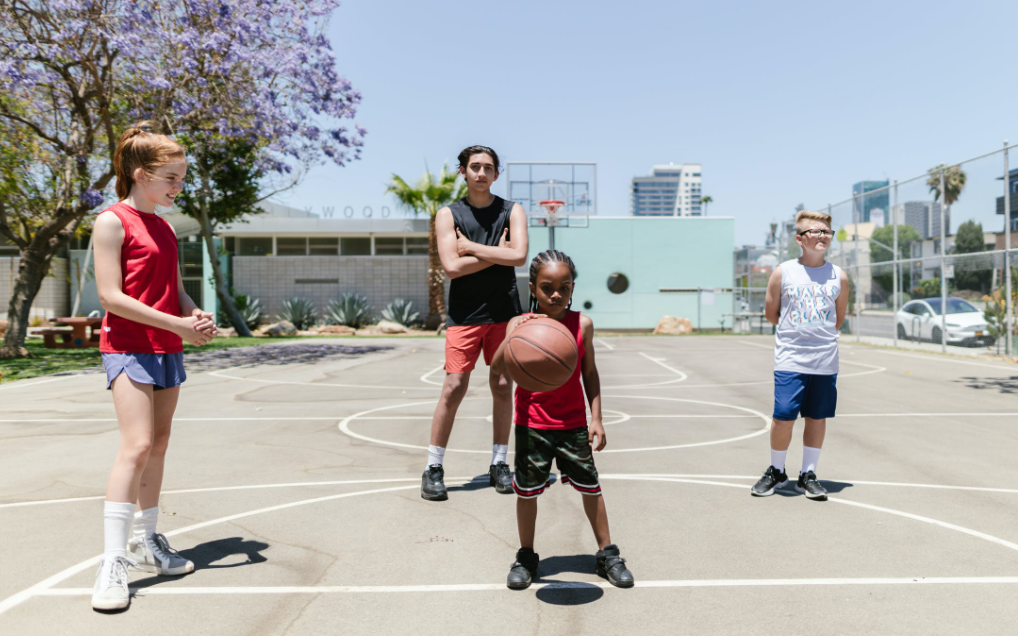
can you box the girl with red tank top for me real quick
[491,250,634,591]
[90,124,217,612]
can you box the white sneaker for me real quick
[128,533,194,576]
[91,556,131,611]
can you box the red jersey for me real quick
[99,202,183,354]
[514,310,587,430]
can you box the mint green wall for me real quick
[524,217,734,329]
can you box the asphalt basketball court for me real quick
[1,334,1017,635]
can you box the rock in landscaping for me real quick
[217,327,237,338]
[312,325,356,335]
[376,320,408,334]
[654,316,693,335]
[0,319,6,338]
[261,320,297,337]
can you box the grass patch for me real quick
[0,336,304,384]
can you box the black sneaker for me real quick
[750,465,789,497]
[507,548,539,590]
[795,471,828,501]
[596,544,634,588]
[489,462,513,494]
[421,464,448,501]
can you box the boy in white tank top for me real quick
[751,210,849,500]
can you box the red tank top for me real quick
[99,202,183,354]
[514,311,587,430]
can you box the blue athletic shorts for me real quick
[102,352,186,391]
[773,371,837,421]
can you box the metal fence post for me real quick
[939,167,948,354]
[892,180,899,348]
[853,194,861,342]
[1005,141,1013,358]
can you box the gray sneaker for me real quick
[128,533,195,576]
[92,556,132,611]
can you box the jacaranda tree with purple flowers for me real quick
[129,0,365,335]
[0,0,150,358]
[0,0,364,350]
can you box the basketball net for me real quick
[539,200,565,227]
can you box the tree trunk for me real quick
[0,246,54,359]
[425,213,446,330]
[196,172,252,337]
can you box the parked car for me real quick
[895,298,994,347]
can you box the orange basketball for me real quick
[505,317,579,392]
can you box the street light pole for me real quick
[892,180,899,347]
[1005,141,1013,357]
[939,167,948,354]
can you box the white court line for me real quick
[595,338,616,351]
[209,368,439,392]
[872,349,1018,372]
[0,376,73,392]
[837,412,1018,418]
[636,352,688,383]
[419,362,446,386]
[7,473,1018,511]
[36,576,1018,597]
[7,475,1018,615]
[337,395,771,454]
[0,413,754,425]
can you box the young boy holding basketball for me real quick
[491,250,634,590]
[751,209,848,501]
[421,145,529,501]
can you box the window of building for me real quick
[375,237,405,255]
[276,237,308,256]
[309,237,339,256]
[341,237,371,255]
[406,237,429,255]
[238,237,273,256]
[223,236,235,255]
[178,239,204,277]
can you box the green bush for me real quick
[218,291,264,329]
[914,278,942,299]
[325,293,374,328]
[381,298,421,327]
[278,297,317,330]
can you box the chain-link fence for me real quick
[746,143,1017,356]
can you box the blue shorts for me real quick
[102,353,186,391]
[773,371,837,421]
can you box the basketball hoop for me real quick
[539,200,565,227]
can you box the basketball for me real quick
[504,317,579,392]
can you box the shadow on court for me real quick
[955,375,1018,394]
[771,480,854,497]
[529,555,607,605]
[446,474,493,493]
[131,537,270,590]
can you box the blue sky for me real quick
[275,0,1018,246]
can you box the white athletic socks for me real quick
[802,446,822,474]
[427,445,446,467]
[770,448,787,472]
[133,506,159,542]
[492,444,508,465]
[103,501,136,560]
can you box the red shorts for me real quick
[445,323,509,374]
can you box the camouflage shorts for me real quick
[512,425,601,498]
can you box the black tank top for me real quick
[446,195,523,326]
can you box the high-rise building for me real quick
[852,180,890,223]
[631,163,702,216]
[890,201,947,240]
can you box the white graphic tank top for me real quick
[774,259,842,375]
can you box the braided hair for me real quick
[528,249,578,313]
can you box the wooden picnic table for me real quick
[40,317,102,349]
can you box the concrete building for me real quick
[890,201,947,240]
[526,216,734,329]
[852,180,890,223]
[631,164,703,216]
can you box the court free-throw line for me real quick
[36,576,1018,597]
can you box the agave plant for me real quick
[325,293,374,328]
[278,297,317,330]
[219,293,264,330]
[381,298,421,327]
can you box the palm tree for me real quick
[700,195,713,216]
[927,164,967,206]
[386,164,467,328]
